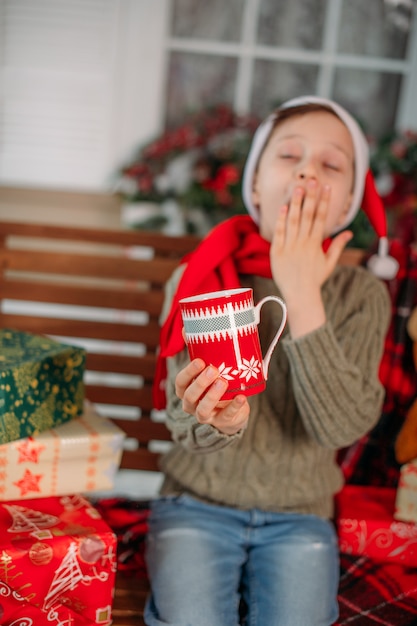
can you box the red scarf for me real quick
[153,215,272,409]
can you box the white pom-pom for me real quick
[366,237,399,280]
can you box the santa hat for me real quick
[242,95,399,280]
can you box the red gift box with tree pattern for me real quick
[0,494,117,625]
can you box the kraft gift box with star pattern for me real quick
[0,328,86,444]
[0,402,126,501]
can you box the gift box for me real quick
[0,579,99,625]
[0,403,126,501]
[0,328,86,444]
[0,494,117,625]
[335,485,417,566]
[395,459,417,523]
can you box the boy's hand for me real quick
[270,182,352,338]
[175,359,250,435]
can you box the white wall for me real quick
[0,0,169,191]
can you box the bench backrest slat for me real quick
[0,221,199,473]
[1,279,165,315]
[0,220,366,474]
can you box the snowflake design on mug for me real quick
[238,356,261,382]
[218,358,261,382]
[218,363,237,380]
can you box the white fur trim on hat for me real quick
[241,95,369,235]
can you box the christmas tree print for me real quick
[43,542,109,611]
[0,411,21,444]
[60,494,89,511]
[27,390,57,434]
[1,549,21,586]
[4,504,59,539]
[0,550,35,601]
[12,360,41,397]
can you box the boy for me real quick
[146,96,394,626]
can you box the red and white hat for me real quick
[242,95,399,280]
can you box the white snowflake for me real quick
[218,362,238,380]
[238,356,261,382]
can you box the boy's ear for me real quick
[251,173,260,208]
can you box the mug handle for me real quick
[254,296,287,379]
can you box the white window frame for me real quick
[165,0,417,130]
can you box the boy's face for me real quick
[251,111,355,242]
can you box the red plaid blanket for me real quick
[334,240,417,624]
[339,241,417,488]
[337,553,417,625]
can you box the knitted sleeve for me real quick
[282,266,391,448]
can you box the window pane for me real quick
[257,0,327,49]
[333,68,402,137]
[338,0,409,59]
[171,0,243,41]
[251,60,319,117]
[165,52,238,127]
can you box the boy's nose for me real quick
[296,160,318,181]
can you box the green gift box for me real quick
[0,329,86,444]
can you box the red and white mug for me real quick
[179,287,287,400]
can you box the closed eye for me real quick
[324,163,341,171]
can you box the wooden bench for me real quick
[0,220,200,625]
[0,220,367,625]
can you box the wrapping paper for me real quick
[336,485,417,565]
[395,459,417,523]
[0,403,126,500]
[0,494,117,625]
[0,579,98,626]
[0,328,85,444]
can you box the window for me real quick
[165,0,417,137]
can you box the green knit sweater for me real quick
[158,264,391,519]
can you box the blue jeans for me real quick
[144,494,339,626]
